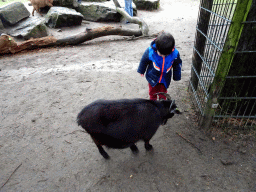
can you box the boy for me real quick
[137,32,182,100]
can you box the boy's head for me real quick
[155,32,175,56]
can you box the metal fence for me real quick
[189,0,256,129]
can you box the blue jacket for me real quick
[137,40,182,88]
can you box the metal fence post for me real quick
[200,0,253,129]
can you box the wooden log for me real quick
[0,35,18,54]
[0,26,142,55]
[55,26,142,46]
[113,0,149,36]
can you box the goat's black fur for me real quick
[77,98,180,159]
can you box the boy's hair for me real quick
[155,32,175,56]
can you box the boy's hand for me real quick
[140,74,144,77]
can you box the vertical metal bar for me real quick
[203,2,216,93]
[200,0,222,109]
[190,0,214,92]
[201,0,224,123]
[200,0,253,129]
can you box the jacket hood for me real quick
[150,40,158,51]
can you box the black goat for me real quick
[77,93,181,159]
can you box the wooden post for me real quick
[200,0,253,129]
[190,0,213,91]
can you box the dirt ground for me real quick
[1,0,256,191]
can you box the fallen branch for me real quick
[55,26,142,46]
[0,163,22,190]
[0,26,142,55]
[176,132,202,153]
[113,0,149,36]
[126,33,159,41]
[64,130,86,136]
[65,140,72,144]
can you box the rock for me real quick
[52,0,111,8]
[53,0,74,8]
[220,159,235,166]
[134,0,160,10]
[82,0,110,2]
[76,1,119,22]
[239,149,247,154]
[0,2,30,27]
[76,1,136,22]
[0,19,6,34]
[38,6,52,15]
[45,7,84,28]
[8,17,48,40]
[52,0,111,9]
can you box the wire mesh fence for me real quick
[189,0,256,129]
[215,77,256,127]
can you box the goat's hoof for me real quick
[101,153,110,159]
[99,150,110,159]
[145,144,153,151]
[130,144,139,154]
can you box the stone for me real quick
[0,19,6,34]
[8,17,48,40]
[0,2,30,26]
[133,0,160,10]
[82,0,109,2]
[52,0,74,8]
[76,1,136,22]
[220,159,235,166]
[45,7,84,28]
[76,1,119,22]
[52,0,110,8]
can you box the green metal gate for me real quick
[189,0,256,129]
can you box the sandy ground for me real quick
[1,0,256,191]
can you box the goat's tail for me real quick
[76,113,82,126]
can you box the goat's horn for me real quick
[154,92,172,100]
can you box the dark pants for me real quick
[148,83,167,100]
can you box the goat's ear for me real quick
[174,108,182,114]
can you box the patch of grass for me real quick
[211,119,256,140]
[0,0,29,8]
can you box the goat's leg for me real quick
[97,145,110,159]
[91,136,109,159]
[44,0,53,7]
[34,6,42,16]
[32,8,35,16]
[46,2,53,7]
[144,140,153,151]
[130,144,139,154]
